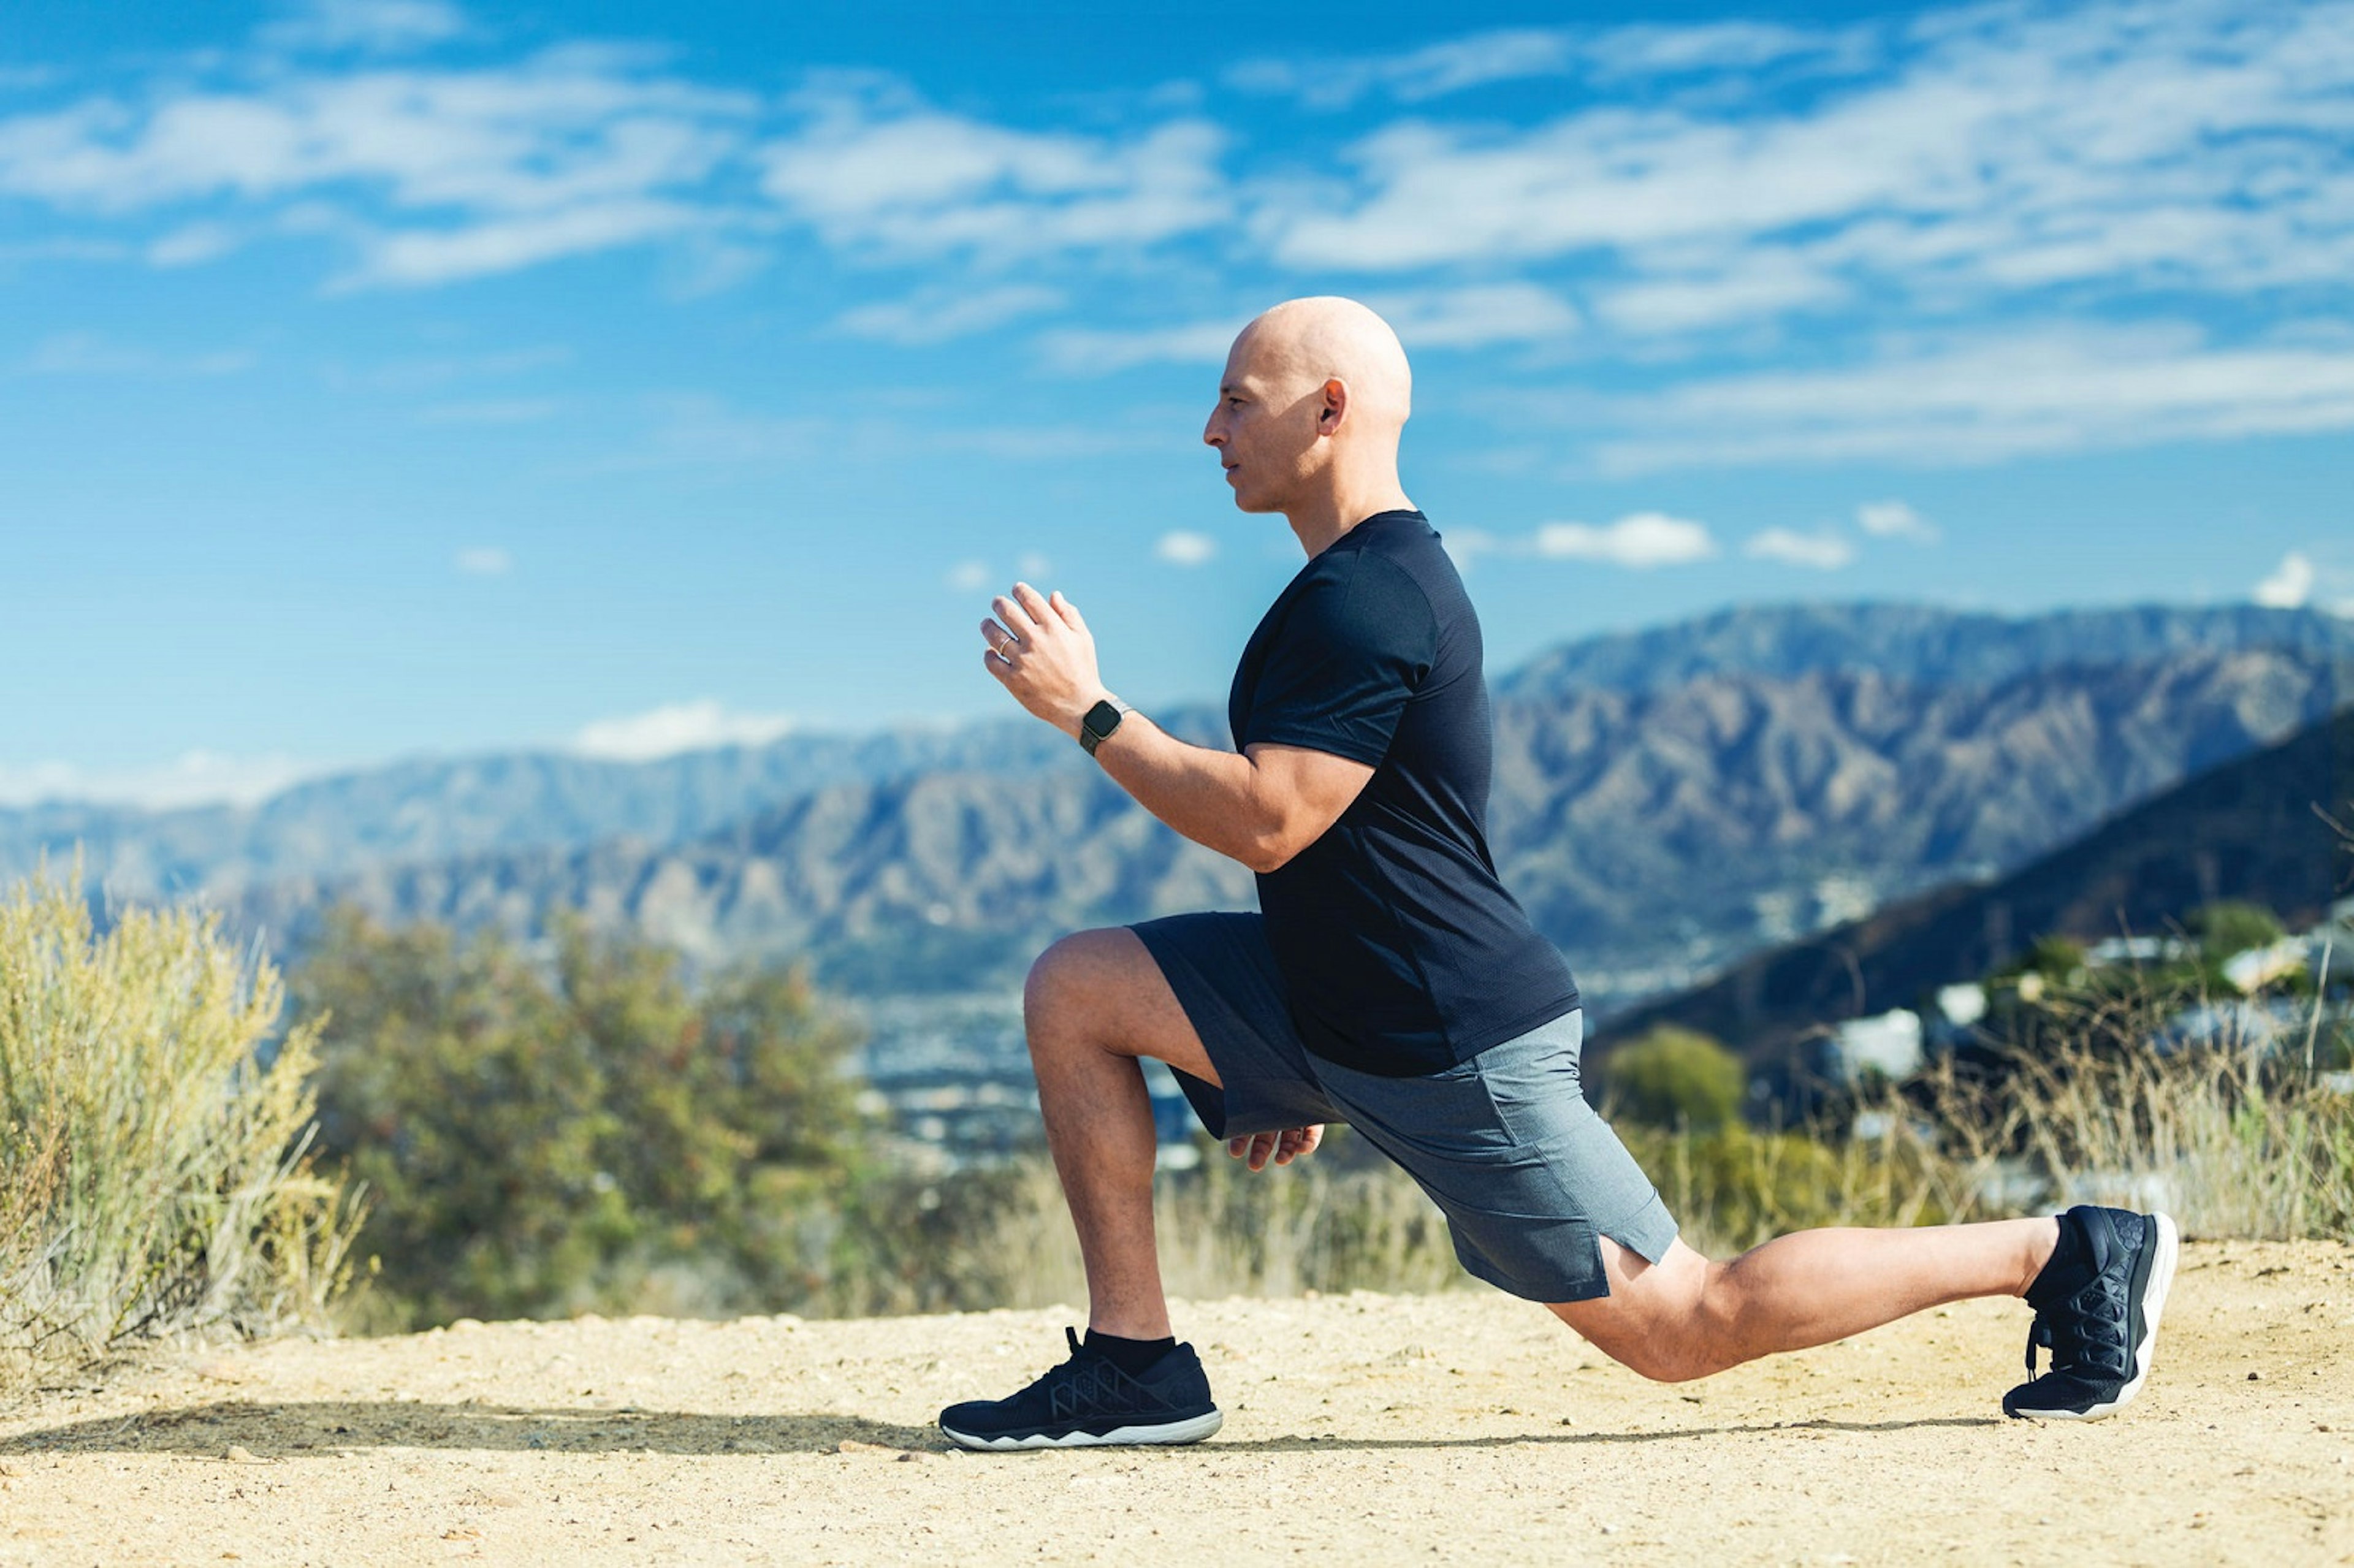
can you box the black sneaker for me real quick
[938,1327,1223,1451]
[2003,1205,2179,1421]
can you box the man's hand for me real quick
[1227,1124,1323,1171]
[981,581,1110,739]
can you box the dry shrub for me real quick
[0,871,362,1395]
[1900,980,2354,1241]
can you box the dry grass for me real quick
[1897,984,2354,1241]
[0,870,362,1395]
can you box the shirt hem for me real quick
[1298,989,1582,1079]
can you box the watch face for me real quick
[1084,699,1121,736]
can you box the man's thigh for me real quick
[1028,926,1223,1087]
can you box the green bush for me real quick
[0,871,357,1393]
[2188,900,2287,962]
[297,908,870,1328]
[1600,1025,1746,1130]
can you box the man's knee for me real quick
[1559,1312,1716,1383]
[1549,1244,1728,1383]
[1024,928,1129,1050]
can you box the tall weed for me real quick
[0,872,359,1394]
[1897,981,2354,1240]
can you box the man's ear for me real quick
[1319,376,1348,431]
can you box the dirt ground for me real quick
[1,1239,2348,1567]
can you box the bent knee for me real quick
[1023,928,1134,1042]
[1577,1327,1717,1384]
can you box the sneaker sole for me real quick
[939,1409,1224,1452]
[2020,1211,2180,1422]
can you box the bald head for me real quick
[1204,297,1418,546]
[1231,295,1412,431]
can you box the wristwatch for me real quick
[1078,698,1129,756]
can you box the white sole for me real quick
[2027,1211,2179,1422]
[940,1409,1224,1452]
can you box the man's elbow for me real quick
[1238,818,1314,875]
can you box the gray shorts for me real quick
[1132,911,1679,1304]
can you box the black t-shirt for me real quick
[1229,509,1579,1076]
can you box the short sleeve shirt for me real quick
[1229,509,1580,1076]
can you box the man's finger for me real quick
[1012,581,1055,625]
[979,617,1018,655]
[1050,590,1086,632]
[981,648,1014,682]
[991,593,1038,639]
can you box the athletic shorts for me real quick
[1131,911,1680,1304]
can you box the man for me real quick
[940,296,2176,1451]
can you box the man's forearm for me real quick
[1090,714,1292,873]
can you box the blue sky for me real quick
[2,0,2348,805]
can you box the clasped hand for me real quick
[1227,1125,1323,1171]
[980,581,1109,739]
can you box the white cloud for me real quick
[1037,319,1240,375]
[2253,550,2315,609]
[18,332,252,376]
[1745,527,1854,570]
[571,699,794,761]
[837,283,1064,345]
[1227,29,1582,108]
[1856,500,1938,541]
[1257,2,2354,320]
[1533,512,1716,568]
[0,751,319,810]
[147,221,244,267]
[945,561,991,593]
[454,545,512,574]
[761,82,1228,261]
[341,199,710,289]
[0,46,758,288]
[1369,283,1580,349]
[1228,21,1862,108]
[1592,253,1848,335]
[261,0,468,54]
[1586,324,2354,474]
[1155,530,1217,566]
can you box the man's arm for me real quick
[981,582,1373,873]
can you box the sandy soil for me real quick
[2,1239,2348,1567]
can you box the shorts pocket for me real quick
[1437,1203,1609,1304]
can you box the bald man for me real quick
[942,297,2176,1450]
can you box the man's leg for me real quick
[1022,927,1223,1340]
[1549,1221,2061,1383]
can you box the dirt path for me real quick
[2,1239,2349,1566]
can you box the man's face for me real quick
[1202,330,1324,514]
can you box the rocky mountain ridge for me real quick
[228,644,2345,1009]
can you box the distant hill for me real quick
[2,720,1080,904]
[230,645,2345,1007]
[7,599,2347,1007]
[11,601,2345,918]
[1496,602,2354,699]
[1602,706,2354,1059]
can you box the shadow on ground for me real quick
[0,1403,1997,1459]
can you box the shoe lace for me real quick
[1043,1327,1159,1421]
[2022,1262,2131,1382]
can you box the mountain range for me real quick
[1606,703,2353,1059]
[9,601,2350,1010]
